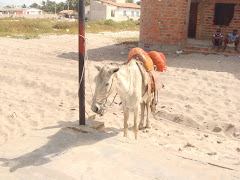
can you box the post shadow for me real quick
[57,44,129,62]
[0,120,117,172]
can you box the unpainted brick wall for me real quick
[140,0,190,45]
[196,0,240,39]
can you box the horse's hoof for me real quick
[145,124,151,129]
[138,125,144,130]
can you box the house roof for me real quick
[59,10,76,14]
[0,8,42,11]
[100,0,140,9]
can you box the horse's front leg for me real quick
[134,106,139,140]
[139,102,145,130]
[122,104,129,138]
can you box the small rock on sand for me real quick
[212,126,222,133]
[184,143,196,148]
[204,134,209,138]
[91,122,105,131]
[88,114,96,121]
[234,132,240,137]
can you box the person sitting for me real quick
[212,29,223,50]
[224,29,239,51]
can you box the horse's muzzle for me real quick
[91,102,104,115]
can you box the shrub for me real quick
[104,19,116,26]
[53,22,70,29]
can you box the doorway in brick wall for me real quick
[188,2,198,38]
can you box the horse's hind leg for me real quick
[134,107,139,140]
[139,102,145,130]
[146,101,150,128]
[123,105,129,138]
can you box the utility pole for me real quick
[55,1,56,14]
[68,0,70,17]
[78,0,85,125]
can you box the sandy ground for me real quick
[0,31,240,179]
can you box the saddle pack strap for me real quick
[148,70,164,106]
[148,70,164,94]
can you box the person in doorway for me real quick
[224,29,239,51]
[212,29,223,50]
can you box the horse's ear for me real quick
[95,65,101,71]
[109,67,119,74]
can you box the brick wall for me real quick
[140,0,191,50]
[196,0,240,39]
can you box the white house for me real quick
[0,8,42,15]
[90,0,140,21]
[85,5,90,19]
[23,8,43,15]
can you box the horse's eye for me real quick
[105,83,109,86]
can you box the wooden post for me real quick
[78,0,85,125]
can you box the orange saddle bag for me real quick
[128,47,154,71]
[148,51,167,72]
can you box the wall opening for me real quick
[213,3,235,26]
[188,2,198,38]
[111,10,115,17]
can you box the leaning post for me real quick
[78,0,85,125]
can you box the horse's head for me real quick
[91,64,120,115]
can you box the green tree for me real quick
[28,0,90,14]
[30,3,41,9]
[42,1,46,6]
[64,0,90,12]
[41,0,57,13]
[125,0,134,3]
[136,1,140,5]
[22,4,27,8]
[65,0,78,11]
[85,0,90,5]
[56,2,65,13]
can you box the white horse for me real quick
[91,57,154,140]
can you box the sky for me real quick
[0,0,138,7]
[0,0,66,7]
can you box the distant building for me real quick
[59,10,77,18]
[23,8,43,15]
[0,8,43,15]
[89,0,141,21]
[85,5,90,19]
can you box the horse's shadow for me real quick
[0,120,117,172]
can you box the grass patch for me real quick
[11,34,40,39]
[86,19,139,33]
[0,18,139,38]
[116,37,139,46]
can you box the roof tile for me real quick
[100,0,140,9]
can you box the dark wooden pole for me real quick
[78,0,85,125]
